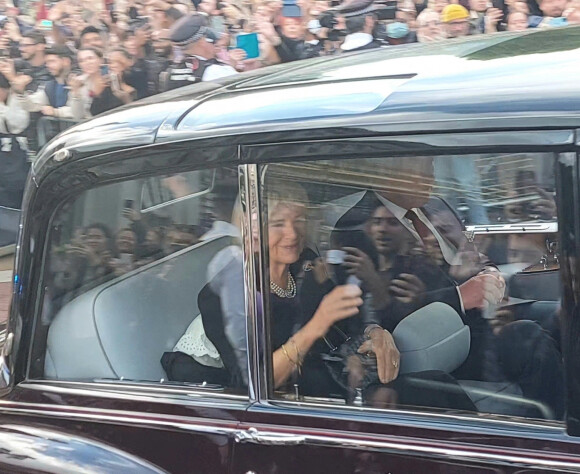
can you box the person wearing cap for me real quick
[441,4,471,37]
[162,13,236,90]
[11,45,76,119]
[15,30,51,93]
[385,21,413,45]
[256,5,323,65]
[338,0,384,52]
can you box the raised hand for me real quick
[389,273,425,304]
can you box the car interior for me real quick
[38,153,563,421]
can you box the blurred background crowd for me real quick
[0,0,579,211]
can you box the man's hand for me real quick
[343,247,379,285]
[41,105,55,116]
[389,273,425,304]
[357,327,400,384]
[0,59,17,83]
[485,7,503,32]
[256,18,280,44]
[228,48,247,69]
[8,74,32,94]
[459,273,505,310]
[530,188,557,220]
[449,246,482,281]
[122,207,141,222]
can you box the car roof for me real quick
[33,26,580,176]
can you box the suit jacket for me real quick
[335,191,493,381]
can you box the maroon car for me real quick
[2,28,580,473]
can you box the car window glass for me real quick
[34,166,248,396]
[262,153,563,421]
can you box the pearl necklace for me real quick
[270,273,296,298]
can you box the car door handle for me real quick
[235,427,306,445]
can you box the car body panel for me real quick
[4,27,580,473]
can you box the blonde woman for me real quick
[264,180,400,395]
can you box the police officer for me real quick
[335,0,390,53]
[162,14,237,91]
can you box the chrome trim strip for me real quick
[266,399,564,435]
[239,164,257,402]
[20,381,249,407]
[0,400,240,437]
[240,164,266,402]
[236,425,580,472]
[1,398,575,472]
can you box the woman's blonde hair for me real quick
[264,178,309,219]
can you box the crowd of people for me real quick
[0,0,576,146]
[0,0,578,208]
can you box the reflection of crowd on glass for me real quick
[0,0,577,210]
[48,210,202,309]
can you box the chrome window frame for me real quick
[24,155,251,405]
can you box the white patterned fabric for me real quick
[173,316,224,368]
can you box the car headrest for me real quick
[393,302,470,375]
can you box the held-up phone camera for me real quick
[281,3,301,17]
[236,33,260,59]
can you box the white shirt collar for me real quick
[374,193,457,263]
[341,32,373,51]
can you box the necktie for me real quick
[404,209,433,244]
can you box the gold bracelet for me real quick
[281,344,296,366]
[289,338,302,364]
[281,343,301,375]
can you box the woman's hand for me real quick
[111,74,136,104]
[92,74,111,97]
[346,355,364,391]
[357,328,400,384]
[68,73,84,95]
[310,284,363,337]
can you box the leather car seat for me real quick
[45,236,233,382]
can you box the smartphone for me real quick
[111,73,121,90]
[40,19,53,30]
[100,64,109,75]
[124,199,134,210]
[236,32,260,59]
[119,253,133,265]
[281,3,301,18]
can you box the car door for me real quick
[1,143,251,473]
[231,132,580,474]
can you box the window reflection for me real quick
[37,167,248,395]
[265,153,563,421]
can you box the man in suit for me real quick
[337,156,564,416]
